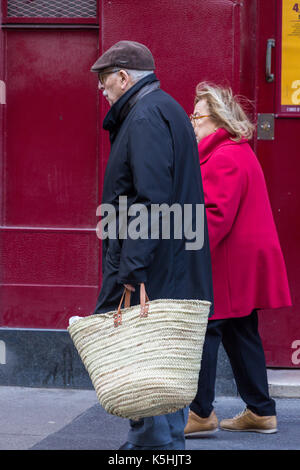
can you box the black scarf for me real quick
[102,73,160,142]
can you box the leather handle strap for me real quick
[140,283,150,317]
[125,289,131,308]
[114,283,150,327]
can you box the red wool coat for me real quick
[198,128,292,320]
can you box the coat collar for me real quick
[198,128,248,164]
[103,73,160,139]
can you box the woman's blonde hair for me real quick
[194,82,255,141]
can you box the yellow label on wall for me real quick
[281,0,300,108]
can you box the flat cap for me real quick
[91,40,155,73]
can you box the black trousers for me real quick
[190,310,276,418]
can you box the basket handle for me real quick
[113,283,150,327]
[113,288,131,327]
[140,283,150,318]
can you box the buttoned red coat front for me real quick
[198,128,292,320]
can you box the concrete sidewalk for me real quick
[0,386,98,450]
[0,386,299,451]
[0,386,300,450]
[267,369,300,398]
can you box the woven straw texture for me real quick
[68,298,210,420]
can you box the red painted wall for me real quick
[99,0,243,174]
[0,0,298,367]
[1,29,100,328]
[1,0,245,329]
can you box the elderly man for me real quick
[91,41,213,450]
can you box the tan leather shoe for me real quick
[220,408,277,433]
[184,410,218,437]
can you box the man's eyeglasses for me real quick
[189,114,211,121]
[98,68,121,85]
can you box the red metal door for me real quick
[99,0,245,172]
[1,16,101,328]
[256,0,300,367]
[3,0,297,365]
[0,0,257,330]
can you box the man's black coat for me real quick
[93,73,214,314]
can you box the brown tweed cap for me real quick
[90,40,155,73]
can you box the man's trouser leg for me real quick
[127,407,189,449]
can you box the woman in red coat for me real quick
[184,83,292,437]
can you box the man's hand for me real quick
[124,284,135,292]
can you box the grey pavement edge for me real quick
[0,386,299,451]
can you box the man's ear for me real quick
[119,70,131,90]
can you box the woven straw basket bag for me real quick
[68,283,211,420]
